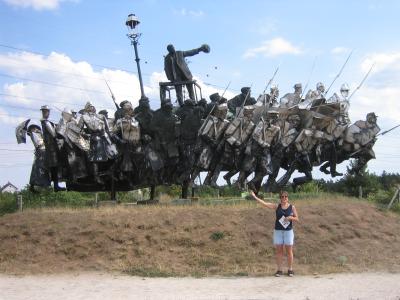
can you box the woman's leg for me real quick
[275,245,284,271]
[285,245,294,270]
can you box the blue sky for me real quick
[0,0,399,188]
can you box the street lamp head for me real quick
[125,13,145,99]
[126,14,140,32]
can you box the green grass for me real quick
[124,266,178,277]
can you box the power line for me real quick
[0,42,238,96]
[0,102,41,112]
[0,73,137,97]
[0,112,31,119]
[0,94,117,115]
[0,164,31,168]
[0,43,142,76]
[1,55,150,85]
[0,148,33,152]
[0,92,90,107]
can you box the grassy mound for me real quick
[0,195,399,276]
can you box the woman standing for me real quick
[250,190,299,277]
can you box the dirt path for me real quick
[1,272,400,300]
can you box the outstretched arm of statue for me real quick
[183,44,210,57]
[182,48,201,57]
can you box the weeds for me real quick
[124,266,177,277]
[210,231,225,241]
[337,256,348,267]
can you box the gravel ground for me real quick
[1,272,400,300]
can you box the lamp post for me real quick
[126,13,145,99]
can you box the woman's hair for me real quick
[279,190,289,198]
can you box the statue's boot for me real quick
[223,170,237,186]
[331,171,343,177]
[235,171,250,190]
[319,164,330,175]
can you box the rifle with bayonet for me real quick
[348,63,374,100]
[325,50,353,96]
[198,81,231,134]
[300,56,317,100]
[349,124,400,157]
[236,83,253,117]
[261,66,279,107]
[103,77,119,110]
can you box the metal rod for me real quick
[132,39,145,98]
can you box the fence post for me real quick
[387,188,400,209]
[17,194,23,212]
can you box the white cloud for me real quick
[361,52,400,73]
[243,37,302,59]
[331,46,350,55]
[350,51,400,124]
[0,51,234,125]
[173,8,204,17]
[0,51,146,124]
[2,0,76,10]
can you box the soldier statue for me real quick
[133,96,154,137]
[56,108,89,182]
[305,82,326,101]
[79,102,118,184]
[114,100,132,122]
[112,103,141,185]
[150,99,181,183]
[175,99,203,183]
[164,44,210,106]
[227,87,257,115]
[40,105,65,191]
[244,110,281,192]
[205,105,256,187]
[328,83,351,125]
[191,103,230,185]
[280,83,303,108]
[27,124,51,192]
[204,93,220,116]
[265,114,301,192]
[278,122,330,190]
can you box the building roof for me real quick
[0,181,19,193]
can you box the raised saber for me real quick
[348,63,375,100]
[325,50,353,96]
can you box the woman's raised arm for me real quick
[250,191,277,209]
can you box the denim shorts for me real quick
[273,229,294,246]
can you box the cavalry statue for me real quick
[16,42,385,198]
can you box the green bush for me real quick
[367,189,394,205]
[0,193,18,215]
[297,181,321,193]
[210,231,225,241]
